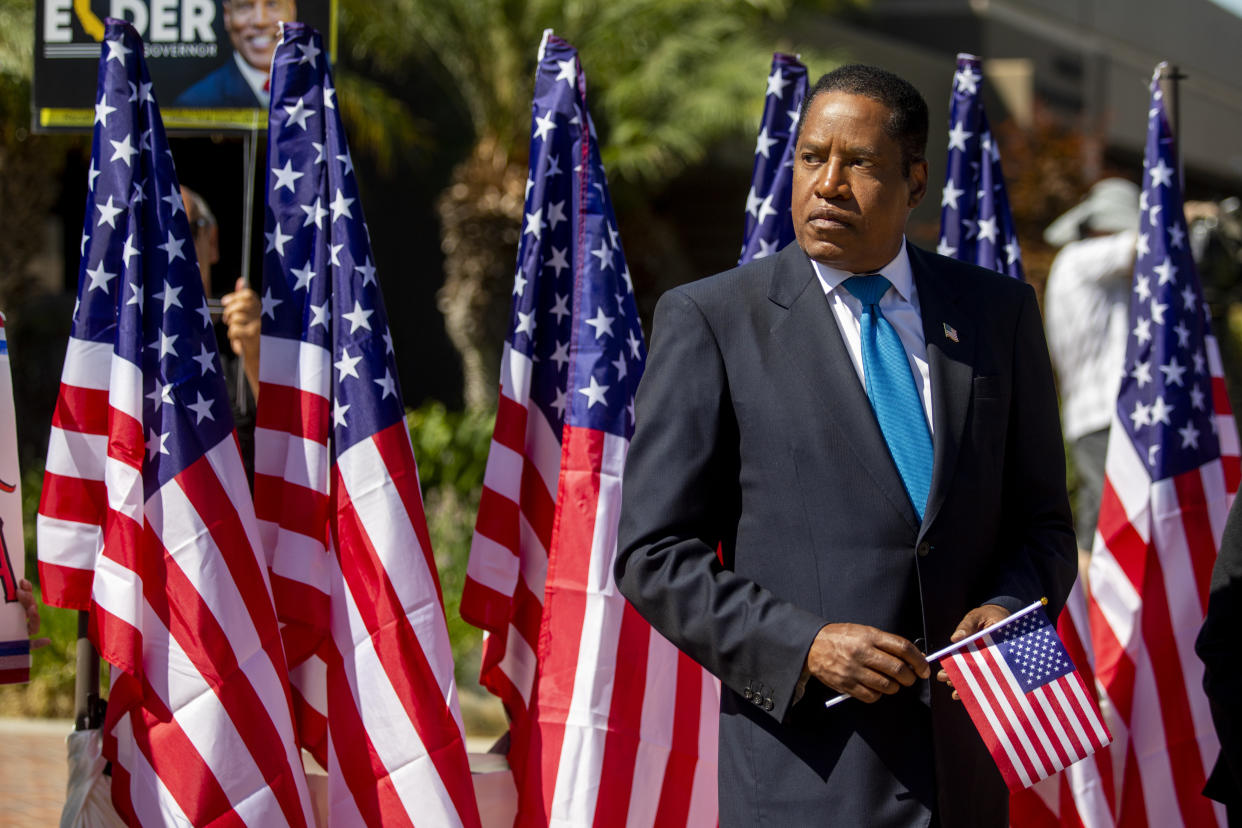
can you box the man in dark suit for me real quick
[1197,497,1242,825]
[175,0,296,108]
[615,65,1077,826]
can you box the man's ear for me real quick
[907,159,929,208]
[206,224,220,266]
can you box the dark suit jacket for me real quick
[174,59,261,108]
[616,241,1077,827]
[1197,495,1242,818]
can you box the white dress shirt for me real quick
[809,238,934,435]
[233,51,271,108]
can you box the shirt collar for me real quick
[233,51,271,108]
[809,237,913,302]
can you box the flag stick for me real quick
[824,598,1047,709]
[236,124,260,411]
[72,611,103,730]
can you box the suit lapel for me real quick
[909,245,976,535]
[768,245,920,531]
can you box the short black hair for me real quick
[795,64,929,177]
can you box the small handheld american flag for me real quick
[939,601,1111,791]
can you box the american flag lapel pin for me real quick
[943,322,960,343]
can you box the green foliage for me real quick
[340,0,845,185]
[406,401,496,685]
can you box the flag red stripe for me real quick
[39,471,106,526]
[334,462,482,827]
[494,393,529,453]
[256,380,330,442]
[35,560,92,610]
[52,385,108,433]
[520,454,556,551]
[592,603,651,827]
[291,685,328,768]
[1117,742,1151,828]
[459,577,512,639]
[1133,543,1215,827]
[651,648,704,828]
[523,425,605,819]
[1171,470,1216,615]
[474,485,521,559]
[254,472,330,543]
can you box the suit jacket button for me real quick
[764,698,774,711]
[917,541,930,557]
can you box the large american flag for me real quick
[253,22,481,826]
[738,53,806,264]
[0,312,28,686]
[460,31,719,826]
[35,20,315,826]
[937,53,1024,280]
[940,601,1111,792]
[1085,62,1237,828]
[1017,63,1239,828]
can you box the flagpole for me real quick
[236,122,260,412]
[72,611,103,730]
[824,598,1047,709]
[1157,63,1185,194]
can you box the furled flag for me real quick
[937,53,1024,279]
[739,53,807,264]
[1009,584,1117,827]
[253,22,481,827]
[940,600,1112,791]
[460,31,719,826]
[35,19,315,826]
[0,312,28,686]
[1084,62,1239,828]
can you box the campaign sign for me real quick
[34,0,336,132]
[0,313,28,685]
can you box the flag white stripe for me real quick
[60,338,113,390]
[254,427,331,495]
[465,532,520,595]
[289,651,329,720]
[988,650,1067,775]
[108,351,143,422]
[1100,411,1153,535]
[688,669,720,827]
[624,629,677,828]
[268,528,331,592]
[105,455,144,525]
[499,342,533,407]
[1130,644,1182,827]
[1066,670,1111,746]
[499,624,538,706]
[259,335,331,400]
[35,517,101,570]
[46,427,107,480]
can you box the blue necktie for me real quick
[842,274,934,520]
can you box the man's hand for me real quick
[805,623,930,703]
[221,277,261,399]
[936,603,1010,699]
[17,578,51,650]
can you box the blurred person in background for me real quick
[1043,178,1141,566]
[182,186,260,480]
